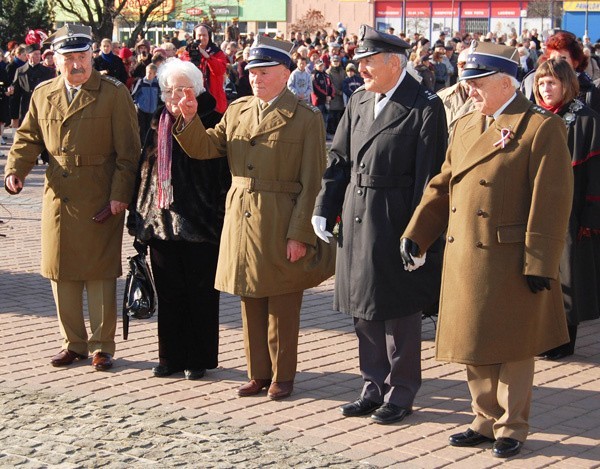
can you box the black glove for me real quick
[400,238,420,266]
[526,275,551,293]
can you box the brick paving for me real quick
[1,134,599,468]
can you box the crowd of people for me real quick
[1,18,599,460]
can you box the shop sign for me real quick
[186,7,204,16]
[406,5,431,17]
[375,1,402,17]
[491,2,522,17]
[564,1,600,12]
[432,2,459,17]
[461,2,489,17]
[211,5,239,16]
[117,0,175,17]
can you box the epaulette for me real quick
[423,88,439,101]
[297,100,320,113]
[229,95,253,106]
[530,104,550,116]
[35,79,54,91]
[101,75,123,87]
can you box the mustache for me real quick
[70,69,85,75]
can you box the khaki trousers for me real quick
[466,357,535,442]
[240,291,303,382]
[50,279,117,356]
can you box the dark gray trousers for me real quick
[354,312,422,409]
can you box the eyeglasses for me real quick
[162,86,192,99]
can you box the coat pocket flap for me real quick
[497,224,526,243]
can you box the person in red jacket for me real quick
[184,24,229,114]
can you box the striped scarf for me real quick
[156,108,174,209]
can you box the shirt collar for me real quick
[492,92,517,119]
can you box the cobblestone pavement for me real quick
[0,387,368,468]
[1,132,600,468]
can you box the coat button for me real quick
[247,164,254,170]
[479,179,487,185]
[244,211,251,218]
[451,206,456,212]
[355,217,362,223]
[357,189,363,196]
[476,241,483,248]
[250,139,256,146]
[62,171,68,178]
[476,209,484,216]
[447,236,454,243]
[359,162,365,168]
[62,197,69,203]
[61,147,67,152]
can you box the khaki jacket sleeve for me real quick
[4,95,45,185]
[287,111,326,246]
[524,117,573,278]
[402,147,452,254]
[173,114,226,160]
[109,86,142,203]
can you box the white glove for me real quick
[311,215,333,244]
[404,252,427,272]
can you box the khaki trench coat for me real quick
[4,71,140,280]
[175,89,335,298]
[403,93,573,365]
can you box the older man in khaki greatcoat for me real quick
[401,42,573,458]
[173,36,335,400]
[4,25,140,371]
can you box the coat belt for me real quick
[53,155,108,166]
[232,176,302,195]
[351,172,413,188]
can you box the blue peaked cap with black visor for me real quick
[245,35,295,70]
[460,41,519,81]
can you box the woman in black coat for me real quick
[128,58,231,379]
[534,58,600,359]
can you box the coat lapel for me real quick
[453,93,533,178]
[46,71,102,122]
[355,74,419,155]
[250,89,299,138]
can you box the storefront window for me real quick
[257,21,278,37]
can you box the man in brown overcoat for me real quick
[401,42,574,458]
[173,35,335,400]
[4,25,140,371]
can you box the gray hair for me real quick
[494,72,520,89]
[383,52,408,69]
[157,58,205,97]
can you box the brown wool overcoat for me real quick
[403,93,573,365]
[4,71,140,280]
[175,89,336,297]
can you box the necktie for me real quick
[374,93,386,119]
[68,87,78,104]
[258,101,269,121]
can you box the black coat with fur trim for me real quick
[128,91,230,244]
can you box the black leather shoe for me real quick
[340,398,381,417]
[492,437,523,458]
[184,369,206,380]
[152,364,182,377]
[371,403,412,424]
[449,428,494,447]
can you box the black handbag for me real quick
[122,240,157,339]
